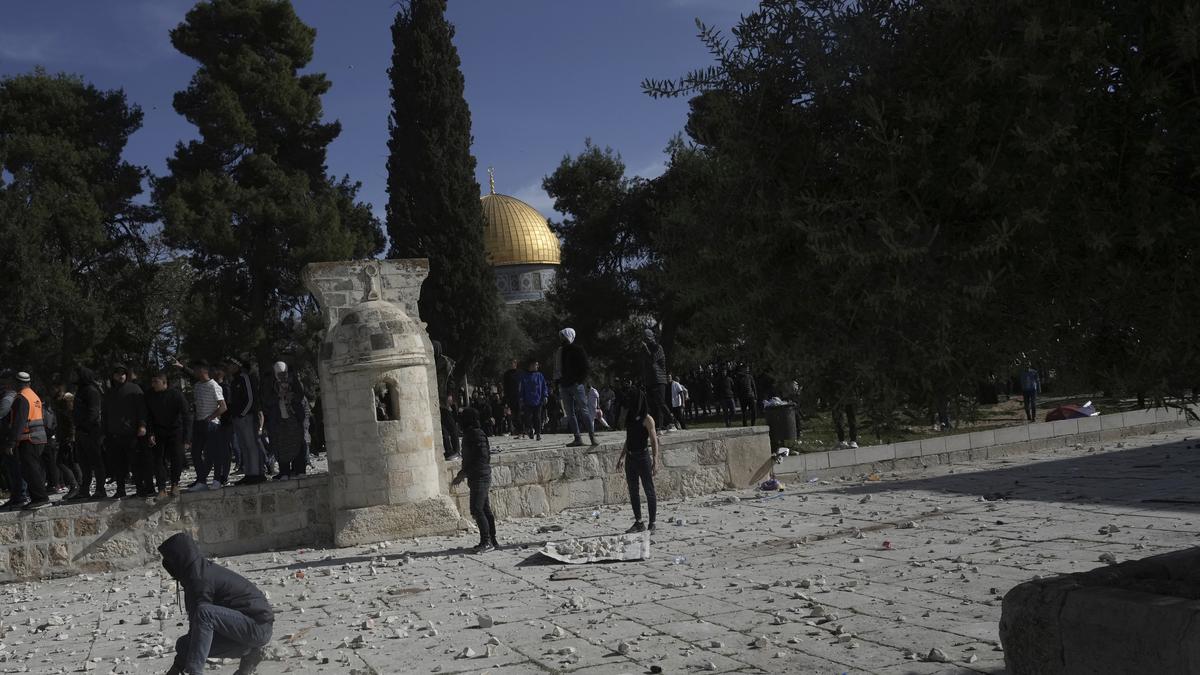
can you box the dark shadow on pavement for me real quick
[837,435,1200,512]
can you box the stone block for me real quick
[603,475,630,505]
[1123,409,1157,427]
[1099,412,1125,430]
[238,519,264,539]
[1076,415,1102,433]
[550,478,605,511]
[1027,422,1055,439]
[242,496,259,515]
[855,444,896,464]
[945,432,971,452]
[74,516,99,537]
[662,445,698,468]
[52,519,71,539]
[0,523,21,545]
[804,452,830,472]
[563,453,602,480]
[537,457,566,482]
[994,425,1029,445]
[491,465,514,487]
[659,465,728,499]
[510,461,539,486]
[9,545,45,578]
[827,448,856,468]
[49,542,70,566]
[697,440,727,465]
[918,437,947,455]
[1051,419,1079,437]
[968,429,996,448]
[25,520,49,541]
[260,495,276,514]
[894,441,923,460]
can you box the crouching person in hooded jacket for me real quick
[160,532,273,675]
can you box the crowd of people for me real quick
[0,357,316,511]
[444,329,769,454]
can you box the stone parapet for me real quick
[774,405,1198,482]
[444,427,770,519]
[0,475,330,583]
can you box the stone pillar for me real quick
[303,260,464,547]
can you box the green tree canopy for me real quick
[386,0,500,372]
[0,69,156,379]
[154,0,383,365]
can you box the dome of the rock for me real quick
[480,171,560,303]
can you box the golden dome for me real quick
[480,190,561,267]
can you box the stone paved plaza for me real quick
[2,426,1198,675]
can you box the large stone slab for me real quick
[1000,547,1200,674]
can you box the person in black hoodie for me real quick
[450,408,498,553]
[71,367,106,500]
[146,372,193,497]
[640,329,672,434]
[159,532,273,675]
[102,364,146,499]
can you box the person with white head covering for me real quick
[261,360,309,481]
[554,328,597,447]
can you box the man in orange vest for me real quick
[1,371,51,510]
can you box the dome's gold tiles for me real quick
[481,193,561,266]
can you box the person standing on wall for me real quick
[640,329,672,434]
[184,360,228,492]
[502,359,522,439]
[223,357,264,485]
[519,359,548,440]
[669,374,689,430]
[615,386,660,533]
[70,367,105,500]
[0,371,27,509]
[263,361,309,481]
[102,364,146,499]
[717,367,737,428]
[556,328,597,447]
[1020,364,1040,422]
[146,371,193,497]
[736,363,758,427]
[2,371,51,510]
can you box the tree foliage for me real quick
[0,70,156,378]
[386,0,500,371]
[637,0,1200,408]
[154,0,383,365]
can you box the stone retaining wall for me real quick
[445,427,772,519]
[775,405,1198,482]
[0,475,331,583]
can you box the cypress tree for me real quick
[386,0,499,371]
[154,0,384,363]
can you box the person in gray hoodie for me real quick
[160,532,273,675]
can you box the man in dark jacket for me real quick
[102,364,146,499]
[736,363,758,427]
[160,532,272,675]
[640,329,672,434]
[450,408,498,552]
[146,372,193,497]
[501,359,522,438]
[223,357,264,485]
[71,366,106,500]
[556,328,596,447]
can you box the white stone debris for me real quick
[545,625,566,639]
[477,614,493,628]
[1098,552,1118,565]
[925,647,950,662]
[617,641,632,655]
[1099,524,1120,535]
[487,636,501,646]
[753,636,769,649]
[457,647,477,659]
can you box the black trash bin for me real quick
[763,403,798,451]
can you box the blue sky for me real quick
[0,0,755,221]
